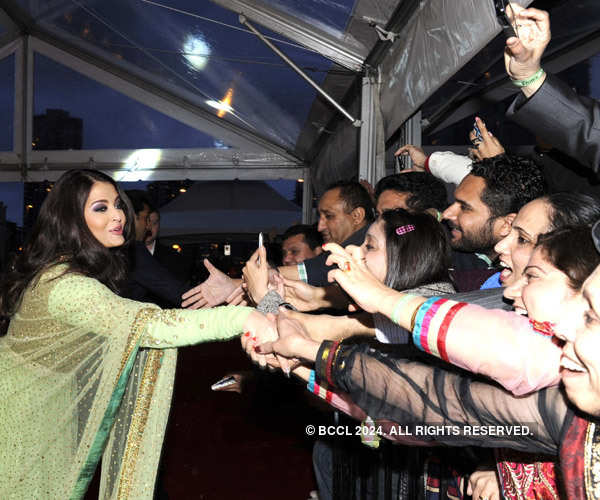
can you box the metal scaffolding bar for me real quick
[211,0,366,71]
[240,15,362,127]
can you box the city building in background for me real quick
[33,109,82,150]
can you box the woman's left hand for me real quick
[242,247,269,305]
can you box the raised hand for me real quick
[469,117,505,161]
[324,243,394,314]
[224,285,249,306]
[282,276,323,312]
[181,259,237,309]
[242,246,269,304]
[268,270,286,298]
[504,5,550,82]
[394,144,427,172]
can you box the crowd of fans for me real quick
[2,4,600,499]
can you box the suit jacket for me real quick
[304,225,369,287]
[127,242,187,307]
[153,240,192,284]
[507,73,600,172]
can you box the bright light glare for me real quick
[118,149,162,181]
[206,100,233,114]
[183,35,211,70]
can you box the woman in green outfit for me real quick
[0,169,274,499]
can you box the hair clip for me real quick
[395,224,415,236]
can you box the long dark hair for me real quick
[536,226,600,291]
[380,209,451,290]
[544,192,600,230]
[0,169,135,321]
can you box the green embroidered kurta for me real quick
[0,264,252,499]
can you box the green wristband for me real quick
[391,294,416,325]
[511,68,545,88]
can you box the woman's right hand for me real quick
[242,247,269,305]
[256,308,320,362]
[324,243,395,314]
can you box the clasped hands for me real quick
[240,243,391,374]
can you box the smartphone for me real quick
[257,232,263,265]
[473,122,483,142]
[211,376,237,391]
[495,0,518,39]
[394,154,407,172]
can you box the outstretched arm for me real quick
[48,271,275,350]
[323,243,562,395]
[258,311,566,455]
[181,259,241,309]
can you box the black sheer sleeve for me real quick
[318,343,569,455]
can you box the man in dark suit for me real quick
[145,208,191,284]
[504,4,600,171]
[124,190,189,307]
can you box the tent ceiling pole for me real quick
[30,37,301,161]
[395,111,421,172]
[15,35,33,180]
[358,75,380,185]
[0,0,303,163]
[0,35,22,61]
[210,0,365,71]
[0,166,305,182]
[426,27,600,135]
[301,167,312,224]
[240,16,362,127]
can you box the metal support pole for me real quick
[301,167,313,224]
[396,111,422,172]
[239,15,362,127]
[15,35,33,180]
[359,75,382,186]
[406,110,422,148]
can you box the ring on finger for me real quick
[343,261,351,272]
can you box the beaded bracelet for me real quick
[316,341,333,383]
[391,294,416,325]
[325,341,340,386]
[511,68,545,87]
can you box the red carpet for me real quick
[86,339,318,499]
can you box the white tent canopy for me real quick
[1,0,597,223]
[158,180,301,236]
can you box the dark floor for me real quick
[86,339,319,499]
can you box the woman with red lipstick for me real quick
[0,169,276,499]
[257,226,600,499]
